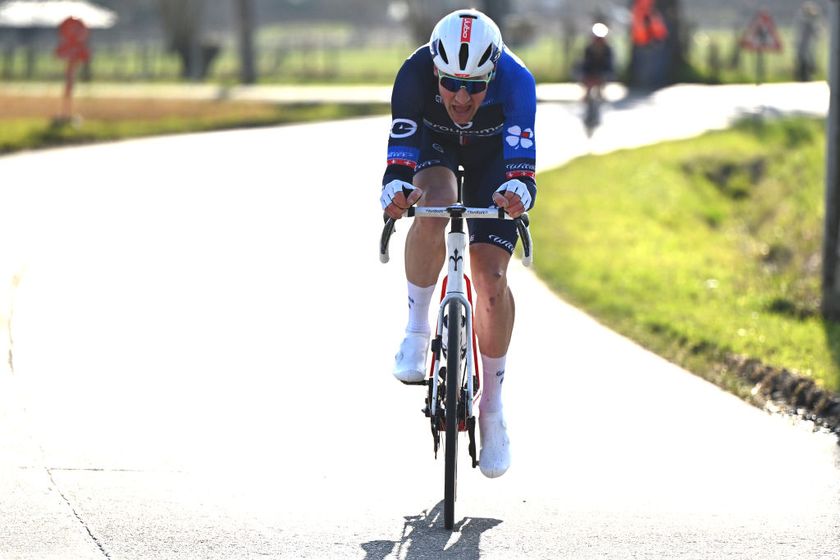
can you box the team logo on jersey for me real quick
[506,126,534,149]
[390,118,418,138]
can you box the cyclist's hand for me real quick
[493,179,531,218]
[381,179,422,220]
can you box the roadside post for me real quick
[739,10,783,84]
[55,16,90,121]
[822,0,840,317]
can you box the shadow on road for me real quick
[360,501,502,560]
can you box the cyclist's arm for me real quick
[499,53,537,210]
[380,49,432,218]
[382,48,429,189]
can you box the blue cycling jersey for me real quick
[382,44,537,195]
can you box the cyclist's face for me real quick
[436,70,487,125]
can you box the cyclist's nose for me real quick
[455,87,471,103]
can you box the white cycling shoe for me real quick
[392,331,429,384]
[479,410,510,478]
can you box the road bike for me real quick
[379,176,533,530]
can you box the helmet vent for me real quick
[438,40,449,64]
[478,45,493,68]
[459,43,469,71]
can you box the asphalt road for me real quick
[0,83,838,559]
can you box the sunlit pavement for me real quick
[0,83,838,559]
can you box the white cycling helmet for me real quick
[429,9,503,78]
[592,23,609,38]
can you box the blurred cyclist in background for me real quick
[579,23,615,105]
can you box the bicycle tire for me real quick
[444,300,462,530]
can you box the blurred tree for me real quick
[482,0,510,33]
[402,0,443,44]
[660,0,689,76]
[561,15,578,79]
[158,0,219,80]
[235,0,256,84]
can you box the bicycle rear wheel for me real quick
[444,300,462,530]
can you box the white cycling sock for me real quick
[479,354,506,414]
[406,281,436,334]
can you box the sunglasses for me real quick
[438,72,493,94]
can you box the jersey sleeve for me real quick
[382,49,428,187]
[500,56,538,204]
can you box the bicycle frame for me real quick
[379,201,532,530]
[380,203,532,420]
[428,208,475,422]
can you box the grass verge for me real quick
[0,95,389,155]
[532,117,839,407]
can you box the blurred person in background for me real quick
[379,9,537,479]
[794,1,821,81]
[578,22,615,107]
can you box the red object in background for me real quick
[56,17,90,62]
[55,17,90,118]
[739,10,783,52]
[631,0,668,46]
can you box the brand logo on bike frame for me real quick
[450,248,463,271]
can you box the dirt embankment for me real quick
[725,354,840,440]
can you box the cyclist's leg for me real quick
[582,75,594,101]
[463,150,515,478]
[469,244,514,362]
[462,146,518,364]
[392,138,457,383]
[406,131,459,287]
[405,165,457,287]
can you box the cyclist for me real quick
[579,22,614,106]
[380,9,537,479]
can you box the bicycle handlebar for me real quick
[379,205,533,267]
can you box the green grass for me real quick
[532,117,838,392]
[0,102,388,154]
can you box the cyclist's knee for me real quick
[470,246,511,300]
[414,167,457,206]
[475,271,508,303]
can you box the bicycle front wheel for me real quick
[444,300,462,530]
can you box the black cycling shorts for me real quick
[415,130,519,255]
